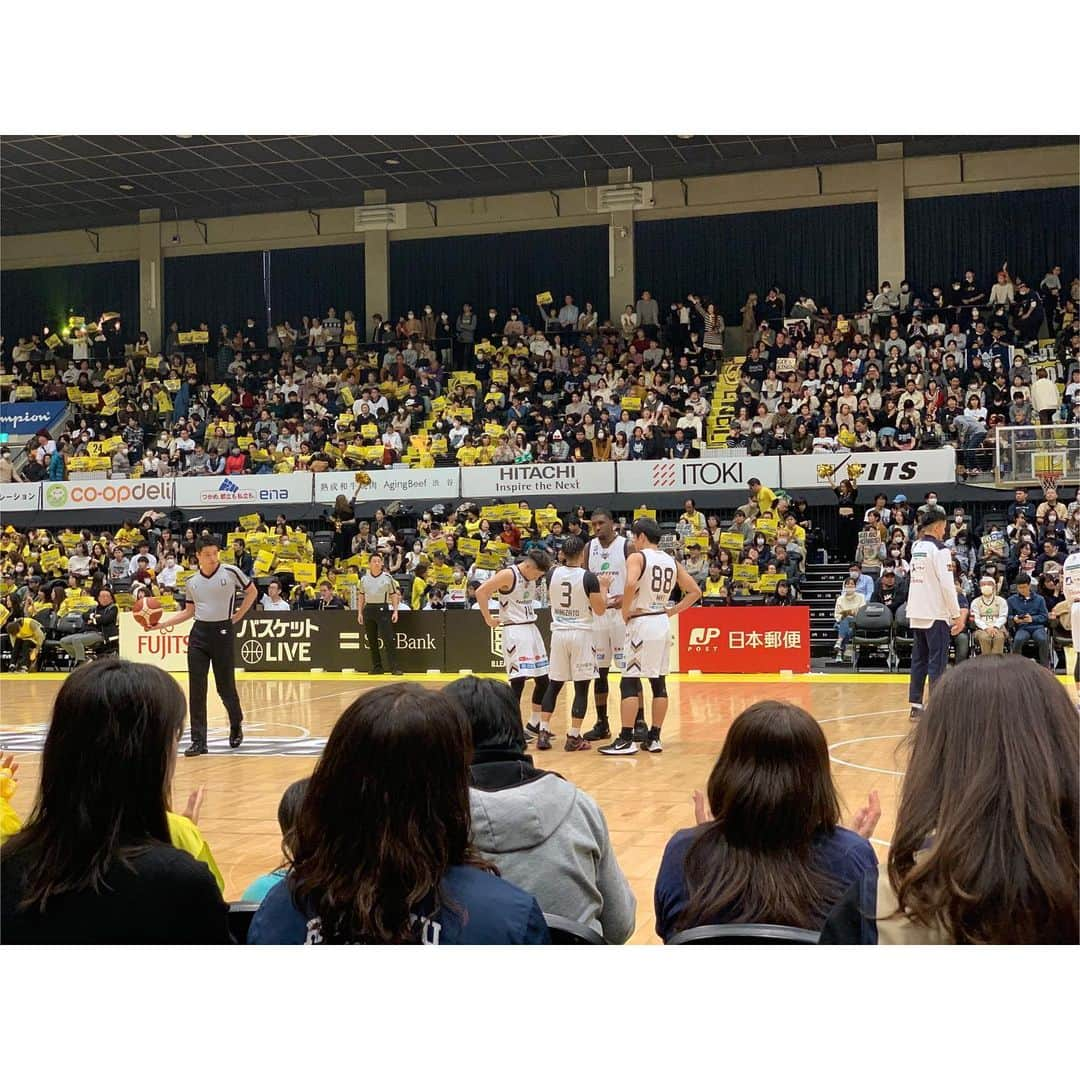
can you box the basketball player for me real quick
[584,508,646,743]
[1063,550,1080,708]
[156,537,258,756]
[905,506,964,722]
[537,536,611,751]
[599,518,701,756]
[474,548,552,738]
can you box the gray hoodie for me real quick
[469,769,636,943]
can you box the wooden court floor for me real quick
[1,670,939,943]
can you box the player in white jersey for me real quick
[474,548,553,739]
[1064,551,1080,707]
[599,517,701,756]
[583,508,647,743]
[536,536,611,752]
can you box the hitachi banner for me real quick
[460,462,616,498]
[616,458,780,494]
[780,448,957,489]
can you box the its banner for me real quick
[173,474,313,508]
[460,462,615,499]
[0,401,67,436]
[616,458,781,494]
[314,468,460,504]
[679,606,810,674]
[780,448,956,489]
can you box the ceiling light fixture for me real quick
[676,135,695,140]
[384,158,400,165]
[118,183,134,191]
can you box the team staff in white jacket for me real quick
[906,506,964,720]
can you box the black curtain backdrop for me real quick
[1,260,139,340]
[390,226,608,324]
[905,186,1079,293]
[163,250,265,335]
[268,243,365,330]
[635,203,877,321]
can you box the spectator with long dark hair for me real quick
[822,656,1078,944]
[654,700,879,941]
[444,675,636,943]
[1,658,229,943]
[247,683,550,944]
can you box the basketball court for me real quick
[0,669,938,943]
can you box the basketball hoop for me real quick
[1036,470,1061,499]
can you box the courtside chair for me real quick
[542,913,607,944]
[667,923,820,945]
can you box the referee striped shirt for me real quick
[185,564,251,622]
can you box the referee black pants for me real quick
[908,620,951,706]
[188,620,243,746]
[363,605,399,673]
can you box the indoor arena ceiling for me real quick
[0,134,1071,236]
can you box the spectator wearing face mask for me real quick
[1007,572,1050,666]
[847,563,875,604]
[970,576,1009,655]
[833,577,866,661]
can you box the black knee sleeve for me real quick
[541,679,563,714]
[620,676,642,700]
[595,668,610,696]
[571,679,591,720]
[649,676,668,699]
[531,674,549,707]
[509,676,527,702]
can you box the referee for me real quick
[357,552,403,676]
[905,505,964,721]
[157,537,258,756]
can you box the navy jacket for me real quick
[248,865,550,944]
[653,824,877,942]
[1006,591,1048,629]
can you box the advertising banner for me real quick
[780,448,956,489]
[173,473,313,508]
[0,401,67,437]
[120,609,446,674]
[42,478,176,512]
[314,468,460,504]
[678,605,810,674]
[459,463,615,499]
[616,458,780,495]
[0,482,41,514]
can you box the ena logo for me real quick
[688,627,721,647]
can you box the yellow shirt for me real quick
[703,576,727,596]
[457,445,479,466]
[166,812,224,893]
[410,574,429,610]
[755,485,776,516]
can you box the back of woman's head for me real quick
[442,675,525,756]
[891,656,1079,944]
[679,701,842,932]
[2,658,185,911]
[290,683,477,943]
[276,777,310,863]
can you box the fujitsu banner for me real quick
[314,468,460,504]
[173,473,314,508]
[780,448,956,489]
[42,478,175,512]
[616,458,780,495]
[459,462,615,499]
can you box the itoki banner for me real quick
[678,606,810,674]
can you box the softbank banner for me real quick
[616,458,780,495]
[779,448,957,489]
[460,462,616,499]
[173,473,314,508]
[42,478,176,512]
[315,468,460,504]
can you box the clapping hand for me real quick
[849,789,881,839]
[182,785,207,825]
